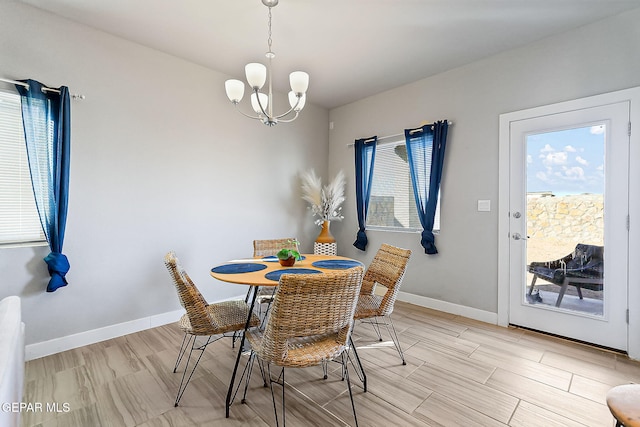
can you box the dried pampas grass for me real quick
[301,169,346,226]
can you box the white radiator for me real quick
[0,296,25,427]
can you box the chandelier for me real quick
[224,0,309,127]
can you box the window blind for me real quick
[366,138,440,231]
[0,90,45,245]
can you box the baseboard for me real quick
[25,309,184,361]
[25,293,498,361]
[397,291,498,325]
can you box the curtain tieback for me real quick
[44,252,70,292]
[353,229,368,251]
[421,230,438,255]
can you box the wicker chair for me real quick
[252,238,299,314]
[164,251,259,407]
[242,267,364,427]
[352,244,411,380]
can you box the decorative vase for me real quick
[315,220,336,244]
[278,257,296,267]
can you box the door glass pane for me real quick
[525,125,605,316]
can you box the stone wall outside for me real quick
[526,194,604,263]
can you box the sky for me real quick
[526,125,605,195]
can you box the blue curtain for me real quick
[353,136,377,251]
[405,121,448,254]
[16,79,71,292]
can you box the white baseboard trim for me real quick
[397,291,498,325]
[25,293,498,361]
[25,309,184,361]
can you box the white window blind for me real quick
[0,90,45,245]
[366,138,440,232]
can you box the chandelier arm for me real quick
[232,102,264,120]
[272,95,301,120]
[252,87,300,121]
[273,105,299,120]
[276,111,300,123]
[252,88,270,117]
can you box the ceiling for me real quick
[17,0,640,109]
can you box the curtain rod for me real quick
[0,77,85,99]
[347,121,453,147]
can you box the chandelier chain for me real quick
[267,7,273,56]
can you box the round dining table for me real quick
[210,254,363,286]
[210,253,364,418]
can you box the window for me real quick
[366,138,440,232]
[0,89,45,246]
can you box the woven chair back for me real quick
[253,238,298,257]
[164,252,213,335]
[260,267,364,364]
[362,244,411,316]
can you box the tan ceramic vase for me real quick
[315,220,336,244]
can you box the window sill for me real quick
[0,241,48,249]
[367,226,440,235]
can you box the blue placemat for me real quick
[211,263,267,274]
[265,268,322,281]
[311,260,364,269]
[262,255,306,262]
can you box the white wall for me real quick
[0,2,329,355]
[3,1,640,358]
[328,8,640,318]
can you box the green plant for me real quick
[276,239,301,260]
[276,248,300,260]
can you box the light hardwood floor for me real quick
[22,301,639,426]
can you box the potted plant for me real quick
[276,240,301,267]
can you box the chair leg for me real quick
[528,275,537,296]
[342,352,359,427]
[267,365,286,427]
[173,333,192,373]
[174,335,213,407]
[241,352,257,404]
[348,336,367,392]
[556,281,569,307]
[369,317,384,341]
[576,285,584,300]
[384,314,406,365]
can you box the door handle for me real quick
[512,233,528,240]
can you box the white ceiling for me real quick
[18,0,640,109]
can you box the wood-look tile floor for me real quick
[22,301,639,426]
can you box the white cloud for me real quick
[542,151,567,167]
[575,156,589,166]
[596,164,604,171]
[563,166,585,181]
[527,154,532,163]
[540,144,555,153]
[590,125,605,135]
[565,145,577,152]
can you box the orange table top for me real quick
[210,254,362,287]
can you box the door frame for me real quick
[498,86,640,360]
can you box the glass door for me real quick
[508,101,629,351]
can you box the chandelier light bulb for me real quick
[245,63,267,90]
[288,91,306,111]
[251,92,269,114]
[289,71,309,95]
[224,79,245,103]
